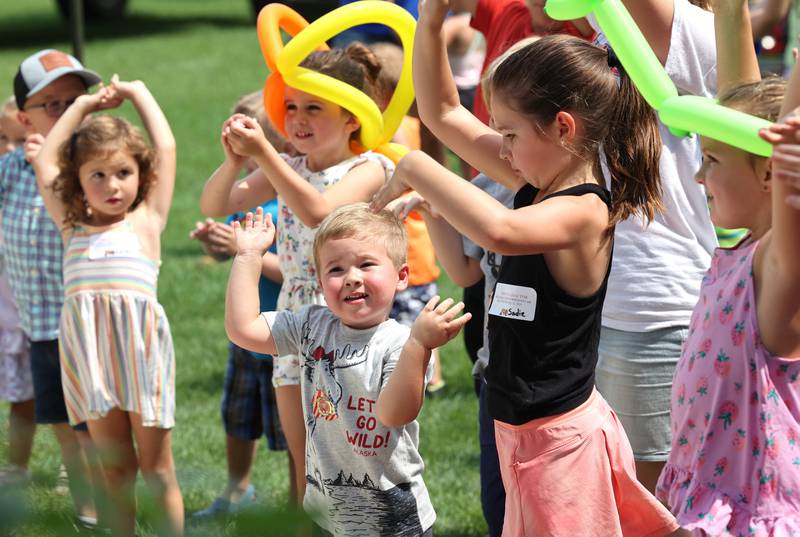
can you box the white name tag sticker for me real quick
[88,231,141,260]
[488,283,537,321]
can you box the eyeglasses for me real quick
[24,96,81,118]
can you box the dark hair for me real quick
[490,35,663,226]
[54,115,156,227]
[688,0,710,10]
[300,42,383,137]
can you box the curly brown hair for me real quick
[54,115,156,227]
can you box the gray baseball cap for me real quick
[13,49,101,109]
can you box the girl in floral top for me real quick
[656,23,800,535]
[199,43,393,507]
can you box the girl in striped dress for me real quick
[33,76,183,537]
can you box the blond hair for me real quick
[313,203,407,273]
[2,95,18,116]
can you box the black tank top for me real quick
[486,182,612,425]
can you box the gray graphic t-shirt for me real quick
[266,305,436,536]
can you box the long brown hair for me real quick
[54,115,155,227]
[490,34,663,226]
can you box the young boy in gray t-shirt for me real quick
[225,202,470,536]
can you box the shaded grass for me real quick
[0,1,486,535]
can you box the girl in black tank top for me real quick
[371,27,677,536]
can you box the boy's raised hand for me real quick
[410,296,472,350]
[232,206,275,256]
[226,114,271,159]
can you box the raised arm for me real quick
[714,0,761,94]
[33,87,117,230]
[757,64,800,357]
[111,77,176,230]
[414,0,523,189]
[377,297,470,427]
[373,151,605,255]
[227,115,386,228]
[225,208,279,355]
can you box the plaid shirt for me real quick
[0,147,64,341]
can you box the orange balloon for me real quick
[256,4,328,138]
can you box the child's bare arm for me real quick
[415,0,524,190]
[33,87,117,229]
[225,208,279,355]
[372,150,607,255]
[377,297,471,427]
[226,115,385,227]
[617,0,675,65]
[713,0,761,94]
[112,76,176,230]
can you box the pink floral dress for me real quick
[656,237,800,536]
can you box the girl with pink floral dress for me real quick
[656,7,800,533]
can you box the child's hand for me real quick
[23,133,45,163]
[107,74,146,100]
[370,157,415,212]
[760,114,800,208]
[386,191,437,220]
[191,219,239,259]
[410,296,472,350]
[226,114,271,159]
[220,115,249,167]
[232,207,275,256]
[418,0,452,27]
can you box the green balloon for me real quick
[659,96,773,156]
[544,0,774,156]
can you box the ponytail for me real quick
[603,62,663,226]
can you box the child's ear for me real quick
[16,110,33,132]
[345,113,361,134]
[396,263,409,292]
[759,157,772,193]
[554,111,577,144]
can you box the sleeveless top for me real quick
[486,183,612,425]
[59,219,175,428]
[656,238,800,535]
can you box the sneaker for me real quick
[426,379,447,397]
[0,465,30,487]
[192,484,256,519]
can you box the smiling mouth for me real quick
[294,131,313,139]
[344,292,367,302]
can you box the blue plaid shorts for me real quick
[390,283,438,327]
[221,344,287,451]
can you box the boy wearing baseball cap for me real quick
[0,49,101,527]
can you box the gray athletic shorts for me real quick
[595,325,688,462]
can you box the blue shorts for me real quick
[390,283,438,327]
[30,339,87,431]
[595,325,688,461]
[221,344,286,451]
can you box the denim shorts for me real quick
[30,339,87,431]
[595,325,688,461]
[222,344,287,451]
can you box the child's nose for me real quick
[344,268,363,286]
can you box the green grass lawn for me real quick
[0,1,486,535]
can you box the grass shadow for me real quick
[0,12,253,49]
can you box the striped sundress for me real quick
[59,219,175,428]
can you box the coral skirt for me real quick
[494,389,678,537]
